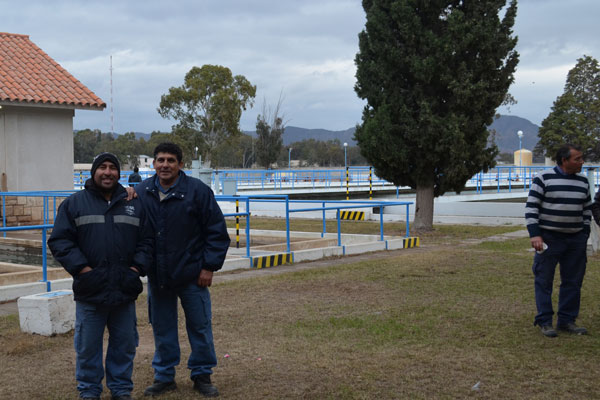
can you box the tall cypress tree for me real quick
[537,55,600,161]
[355,0,519,230]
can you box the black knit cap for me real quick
[91,152,121,177]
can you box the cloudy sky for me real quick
[3,0,599,134]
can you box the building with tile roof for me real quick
[0,32,105,192]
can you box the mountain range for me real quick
[130,114,540,155]
[280,115,540,154]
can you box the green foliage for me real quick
[73,129,101,163]
[158,64,256,165]
[255,97,286,169]
[256,116,284,168]
[354,1,519,200]
[277,140,366,167]
[212,133,255,168]
[73,129,366,169]
[538,55,600,161]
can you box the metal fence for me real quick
[1,191,413,292]
[74,165,600,194]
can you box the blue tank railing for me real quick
[1,191,414,291]
[74,165,600,194]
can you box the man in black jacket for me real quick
[128,166,142,187]
[49,153,153,400]
[135,143,230,398]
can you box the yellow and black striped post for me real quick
[340,210,365,220]
[235,199,240,249]
[403,237,420,248]
[369,167,372,200]
[345,166,349,200]
[253,253,292,269]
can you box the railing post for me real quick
[405,204,410,237]
[235,198,240,249]
[245,197,251,258]
[337,209,342,246]
[345,167,349,200]
[369,167,373,200]
[379,205,384,241]
[321,201,326,238]
[42,227,50,292]
[285,196,291,253]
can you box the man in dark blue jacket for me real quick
[135,143,230,398]
[49,153,153,400]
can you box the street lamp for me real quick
[288,147,292,170]
[343,142,348,170]
[517,130,524,181]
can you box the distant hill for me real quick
[280,126,356,146]
[110,114,540,154]
[489,115,540,154]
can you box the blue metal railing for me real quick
[2,191,414,292]
[76,165,600,194]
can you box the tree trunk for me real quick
[413,183,434,231]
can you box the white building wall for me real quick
[0,105,74,191]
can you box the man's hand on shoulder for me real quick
[78,266,92,275]
[125,186,138,201]
[197,269,213,287]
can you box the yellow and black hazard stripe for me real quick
[340,210,365,220]
[403,237,420,248]
[253,253,293,269]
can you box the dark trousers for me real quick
[74,301,138,398]
[148,282,217,382]
[532,229,588,326]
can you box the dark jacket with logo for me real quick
[135,172,230,290]
[48,179,153,305]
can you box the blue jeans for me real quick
[148,281,217,382]
[532,230,588,327]
[74,301,138,398]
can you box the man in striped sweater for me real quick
[525,144,591,337]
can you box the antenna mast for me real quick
[110,55,114,134]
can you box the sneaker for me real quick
[193,374,219,397]
[557,322,587,335]
[143,380,177,397]
[540,324,558,337]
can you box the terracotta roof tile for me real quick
[0,32,105,109]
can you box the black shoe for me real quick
[112,396,132,400]
[193,374,219,397]
[557,322,587,335]
[540,324,558,337]
[143,380,177,397]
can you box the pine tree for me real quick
[354,0,519,230]
[538,55,600,161]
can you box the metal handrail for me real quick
[1,191,414,291]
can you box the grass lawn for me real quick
[1,220,599,399]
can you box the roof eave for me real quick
[0,100,106,111]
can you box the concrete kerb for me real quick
[0,231,418,302]
[0,278,73,303]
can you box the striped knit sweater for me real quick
[525,166,592,237]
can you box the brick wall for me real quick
[0,196,64,226]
